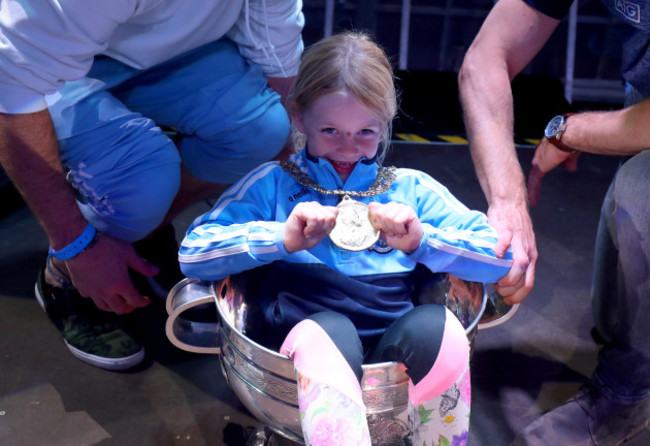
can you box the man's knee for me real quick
[613,152,650,234]
[79,161,181,242]
[180,101,290,183]
[236,102,291,163]
[615,152,650,211]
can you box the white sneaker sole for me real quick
[64,339,145,371]
[34,282,146,371]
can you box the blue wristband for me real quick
[48,222,97,261]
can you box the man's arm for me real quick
[528,100,650,205]
[0,111,86,247]
[267,75,296,159]
[267,76,295,105]
[561,100,650,155]
[458,0,563,303]
[0,110,154,314]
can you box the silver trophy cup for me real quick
[166,270,490,444]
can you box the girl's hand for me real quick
[368,202,423,253]
[283,202,338,253]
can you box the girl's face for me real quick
[294,91,383,182]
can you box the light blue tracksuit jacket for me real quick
[179,148,513,339]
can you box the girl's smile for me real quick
[329,159,356,177]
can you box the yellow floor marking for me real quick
[396,133,431,143]
[438,135,468,144]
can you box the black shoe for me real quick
[35,266,145,371]
[512,383,650,445]
[590,326,609,345]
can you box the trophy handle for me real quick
[165,278,222,354]
[478,284,520,330]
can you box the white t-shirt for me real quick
[0,0,304,113]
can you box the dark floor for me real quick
[3,134,646,445]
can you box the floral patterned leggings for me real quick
[280,306,471,445]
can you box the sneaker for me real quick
[511,384,650,446]
[35,266,145,371]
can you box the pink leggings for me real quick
[281,305,469,403]
[280,305,470,444]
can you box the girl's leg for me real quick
[369,304,471,446]
[280,312,370,446]
[408,362,471,446]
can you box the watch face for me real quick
[544,115,564,139]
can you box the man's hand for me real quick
[527,138,580,206]
[368,202,423,254]
[487,200,537,304]
[283,202,338,253]
[267,76,295,105]
[66,234,159,314]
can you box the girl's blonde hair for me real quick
[288,32,397,163]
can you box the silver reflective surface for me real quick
[478,285,520,330]
[166,272,487,444]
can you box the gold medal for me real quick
[280,161,396,252]
[329,195,380,251]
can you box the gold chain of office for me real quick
[280,161,396,197]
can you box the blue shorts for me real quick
[49,40,290,242]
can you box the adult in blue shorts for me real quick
[0,1,304,371]
[459,0,650,443]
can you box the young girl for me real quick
[179,32,513,445]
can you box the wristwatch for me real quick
[544,113,576,153]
